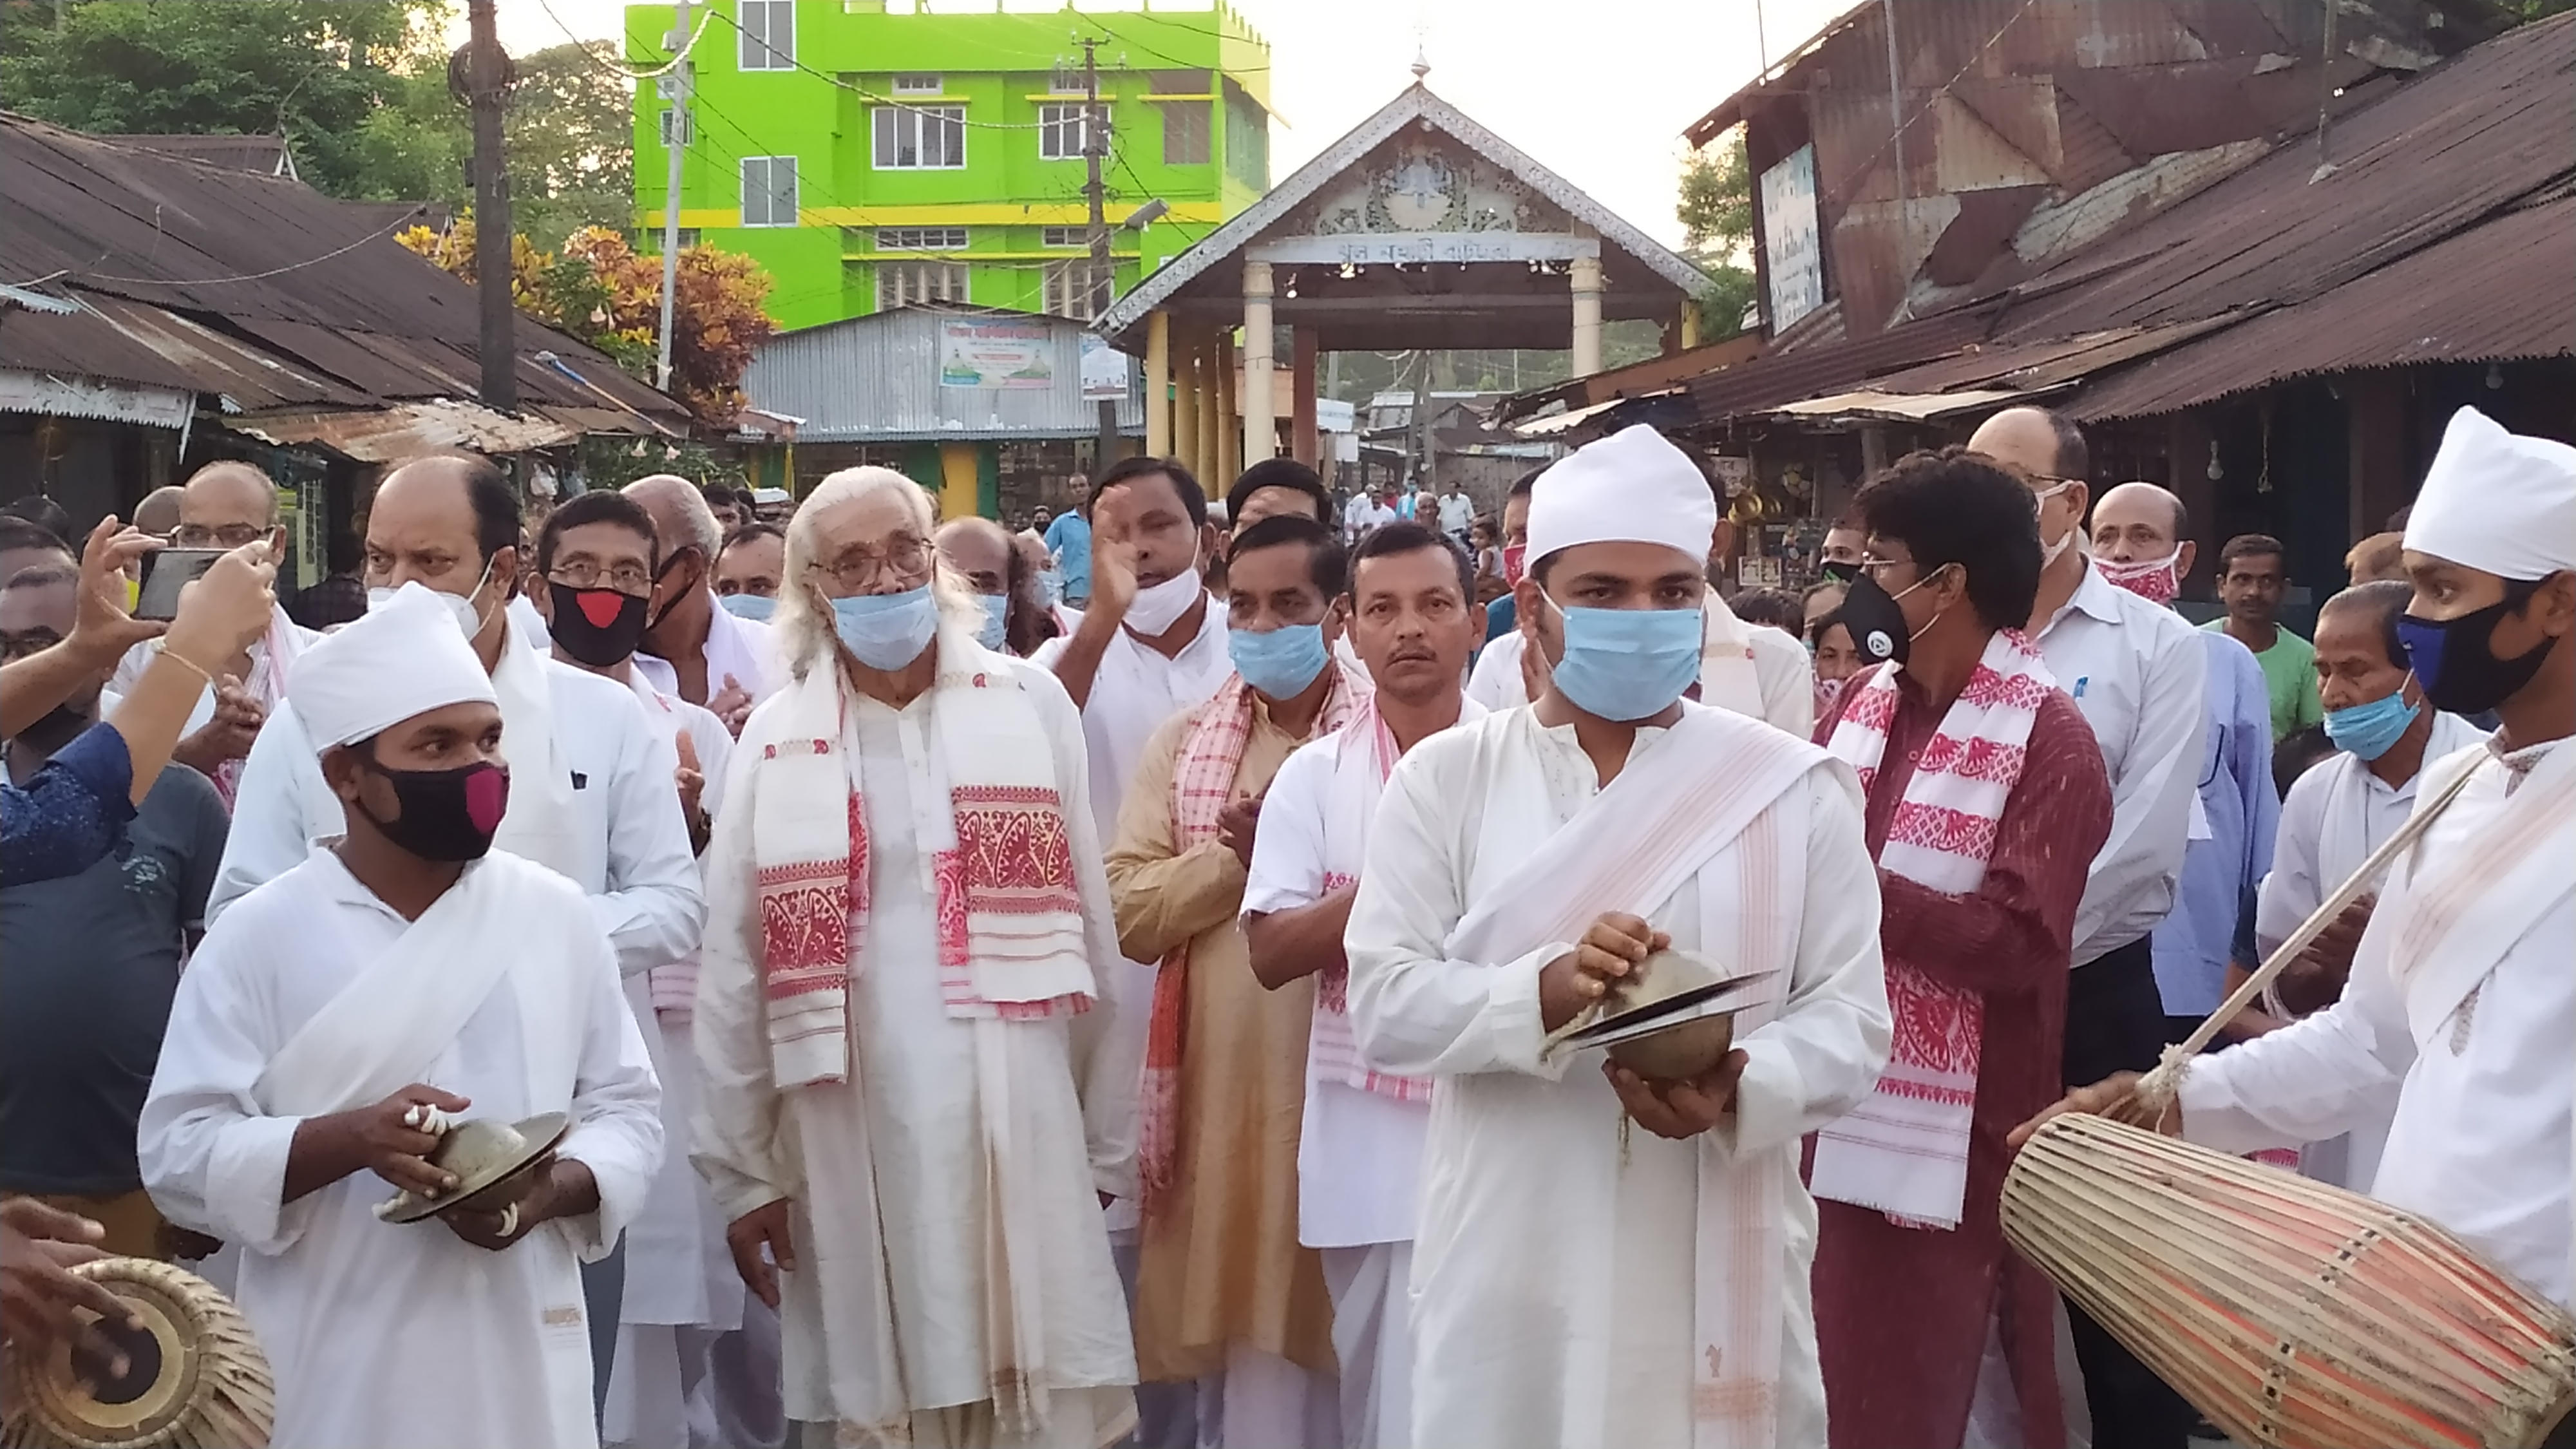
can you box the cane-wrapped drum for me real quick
[2003,1114,2576,1449]
[0,1257,274,1449]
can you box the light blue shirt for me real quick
[2152,629,2278,1016]
[1044,511,1093,604]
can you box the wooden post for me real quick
[1291,326,1319,467]
[1146,310,1172,458]
[1215,329,1240,488]
[1241,260,1276,468]
[1172,330,1200,477]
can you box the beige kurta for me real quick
[1104,699,1338,1384]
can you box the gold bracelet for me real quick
[155,649,217,688]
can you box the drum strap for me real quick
[2130,758,2479,1119]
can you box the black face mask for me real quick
[355,755,510,862]
[1819,559,1862,587]
[2397,592,2558,717]
[549,582,650,668]
[1836,571,1913,668]
[647,549,702,632]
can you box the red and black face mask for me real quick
[549,582,650,668]
[354,753,510,862]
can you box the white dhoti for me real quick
[1321,1243,1414,1449]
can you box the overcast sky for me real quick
[495,0,1856,248]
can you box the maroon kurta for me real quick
[1808,661,2112,1449]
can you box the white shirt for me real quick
[636,594,781,707]
[1466,605,1817,740]
[139,850,661,1449]
[2180,741,2573,1308]
[1240,704,1488,1250]
[1437,493,1476,534]
[1030,601,1231,1237]
[2255,711,2488,955]
[2031,557,2207,963]
[1345,708,1889,1448]
[109,602,323,732]
[208,621,705,979]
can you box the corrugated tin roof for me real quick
[2066,193,2576,419]
[0,112,688,433]
[106,133,293,177]
[1665,12,2576,430]
[742,305,1145,442]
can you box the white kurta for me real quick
[1345,708,1891,1449]
[638,596,783,706]
[692,658,1139,1442]
[1032,603,1231,1239]
[2183,740,2575,1309]
[207,618,705,979]
[138,851,663,1449]
[2253,711,2486,1189]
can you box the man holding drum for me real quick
[2024,406,2576,1312]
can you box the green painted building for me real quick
[625,0,1274,332]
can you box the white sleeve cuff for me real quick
[205,1114,310,1253]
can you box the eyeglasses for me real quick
[550,562,652,593]
[171,524,269,549]
[807,536,931,592]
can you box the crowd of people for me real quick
[0,401,2567,1449]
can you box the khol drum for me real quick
[1,1257,274,1449]
[2003,1114,2576,1449]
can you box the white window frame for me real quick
[890,72,942,95]
[1161,98,1211,167]
[740,155,798,227]
[738,0,795,71]
[876,260,971,311]
[871,105,966,170]
[1040,226,1088,249]
[875,227,967,251]
[658,108,692,147]
[1043,258,1115,323]
[1038,102,1097,162]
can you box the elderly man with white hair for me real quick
[138,583,663,1449]
[692,466,1141,1448]
[1345,425,1892,1449]
[624,473,778,734]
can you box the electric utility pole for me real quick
[1083,37,1118,464]
[656,0,694,392]
[466,0,516,410]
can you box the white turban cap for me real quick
[1526,424,1718,571]
[2405,406,2576,581]
[288,582,497,750]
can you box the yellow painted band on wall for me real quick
[644,202,1229,230]
[938,442,980,522]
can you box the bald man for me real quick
[132,486,185,540]
[933,515,1030,656]
[111,463,323,801]
[1969,411,2204,1449]
[2090,482,2277,1046]
[622,475,774,734]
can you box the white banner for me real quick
[939,318,1054,390]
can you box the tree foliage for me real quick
[0,0,448,196]
[1677,129,1759,342]
[355,40,635,249]
[402,218,776,424]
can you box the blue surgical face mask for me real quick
[973,592,1010,652]
[1544,594,1703,722]
[719,592,777,622]
[1229,621,1329,699]
[1036,568,1064,609]
[2322,686,2420,762]
[830,587,938,670]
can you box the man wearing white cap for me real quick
[1346,424,1892,1448]
[1463,430,1814,737]
[2029,406,2576,1312]
[138,583,663,1449]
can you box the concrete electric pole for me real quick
[656,0,694,392]
[465,0,516,411]
[1082,37,1118,464]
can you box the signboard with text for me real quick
[1759,144,1824,333]
[939,318,1054,390]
